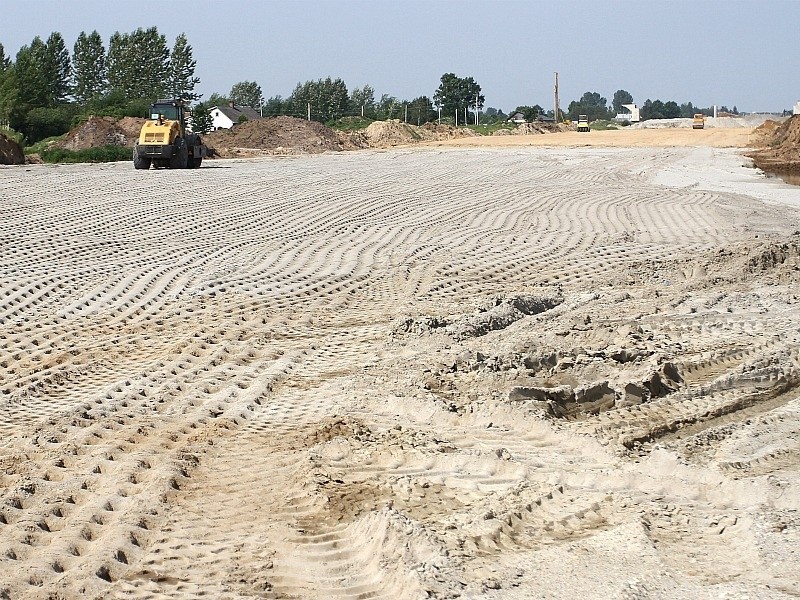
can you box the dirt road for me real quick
[1,141,799,599]
[430,127,755,148]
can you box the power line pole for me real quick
[554,72,559,123]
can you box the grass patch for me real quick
[466,123,515,136]
[40,145,131,164]
[329,116,374,132]
[25,134,67,155]
[589,120,621,131]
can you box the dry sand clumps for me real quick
[1,139,800,598]
[0,131,24,164]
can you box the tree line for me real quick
[0,27,199,143]
[191,72,486,133]
[567,89,738,122]
[0,26,744,144]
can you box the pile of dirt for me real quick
[747,114,800,173]
[204,116,360,157]
[508,122,566,135]
[0,131,24,165]
[361,120,476,147]
[59,115,145,151]
[420,122,478,140]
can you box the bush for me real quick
[25,105,80,143]
[40,145,131,164]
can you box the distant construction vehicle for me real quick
[577,115,590,132]
[692,113,706,129]
[134,99,207,169]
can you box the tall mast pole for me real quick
[554,72,559,123]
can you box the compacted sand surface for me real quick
[1,141,800,599]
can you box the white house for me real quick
[507,111,526,124]
[209,102,263,130]
[615,103,640,122]
[794,101,800,115]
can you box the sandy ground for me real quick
[428,127,755,148]
[1,130,800,600]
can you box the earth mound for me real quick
[748,114,800,173]
[0,132,24,165]
[362,120,476,147]
[510,121,566,135]
[204,116,359,157]
[59,116,145,151]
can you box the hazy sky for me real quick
[2,0,797,113]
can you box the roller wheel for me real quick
[170,139,189,169]
[133,148,151,170]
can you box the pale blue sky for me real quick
[2,0,797,113]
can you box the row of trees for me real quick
[0,27,199,142]
[191,72,485,132]
[1,26,745,143]
[567,89,739,122]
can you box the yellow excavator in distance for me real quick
[133,99,207,169]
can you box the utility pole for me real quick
[404,103,408,123]
[554,72,559,123]
[475,93,479,125]
[307,103,311,121]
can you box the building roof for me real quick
[212,103,262,122]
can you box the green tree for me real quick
[482,107,507,124]
[106,31,129,97]
[375,93,398,120]
[72,30,107,104]
[15,38,49,109]
[640,99,670,120]
[229,80,263,108]
[567,91,611,121]
[44,32,71,104]
[679,102,695,118]
[107,27,169,101]
[262,95,285,117]
[612,89,633,115]
[408,95,436,125]
[0,43,9,72]
[433,73,484,125]
[512,105,545,122]
[288,77,348,122]
[168,33,200,102]
[206,92,229,107]
[349,84,375,117]
[662,100,680,119]
[0,43,12,121]
[0,64,18,124]
[190,101,213,133]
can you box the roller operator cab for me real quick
[133,99,207,169]
[577,115,590,132]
